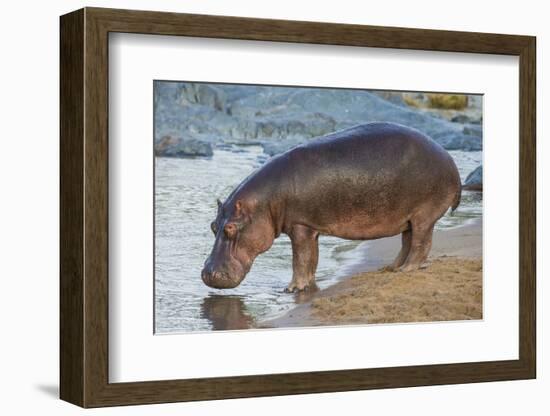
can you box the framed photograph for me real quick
[60,7,536,408]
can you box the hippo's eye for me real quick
[210,222,218,235]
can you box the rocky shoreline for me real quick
[154,83,483,188]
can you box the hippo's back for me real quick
[281,122,461,238]
[299,122,447,163]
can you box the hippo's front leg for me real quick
[285,224,319,293]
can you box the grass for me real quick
[426,93,469,110]
[401,93,469,110]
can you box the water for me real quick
[154,146,482,333]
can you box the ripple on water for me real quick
[155,146,482,333]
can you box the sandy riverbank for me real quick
[259,218,482,328]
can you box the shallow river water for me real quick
[154,146,482,333]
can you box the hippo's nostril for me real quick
[201,268,227,285]
[201,268,245,289]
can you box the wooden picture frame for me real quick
[60,7,536,408]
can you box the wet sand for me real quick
[259,218,482,328]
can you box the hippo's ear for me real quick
[216,199,222,210]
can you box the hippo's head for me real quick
[201,198,275,289]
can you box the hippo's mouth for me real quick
[201,269,244,289]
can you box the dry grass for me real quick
[402,94,422,108]
[401,93,469,111]
[426,94,469,110]
[311,257,482,325]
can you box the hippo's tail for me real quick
[451,186,462,214]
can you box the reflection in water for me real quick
[200,295,255,330]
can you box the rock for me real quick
[154,82,484,156]
[463,165,482,191]
[278,88,466,143]
[438,133,482,151]
[253,112,337,140]
[451,114,481,124]
[401,92,430,108]
[155,135,213,158]
[261,138,301,156]
[178,83,227,112]
[463,124,483,138]
[371,91,407,106]
[467,95,483,110]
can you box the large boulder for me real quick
[227,88,472,149]
[463,165,482,191]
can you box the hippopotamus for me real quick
[201,122,461,292]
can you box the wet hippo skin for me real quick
[202,122,461,292]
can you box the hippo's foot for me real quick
[284,280,313,293]
[397,261,431,273]
[398,264,418,273]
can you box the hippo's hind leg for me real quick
[285,224,319,293]
[387,228,412,271]
[399,221,435,272]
